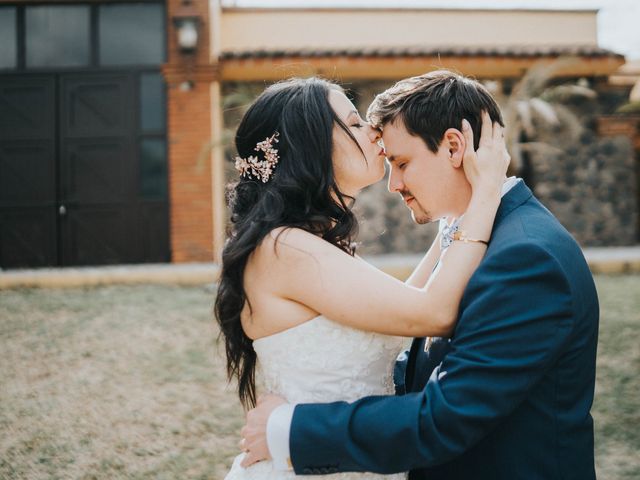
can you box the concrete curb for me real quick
[1,247,638,289]
[368,247,640,278]
[580,247,640,274]
[0,263,220,289]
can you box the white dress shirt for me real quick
[266,177,521,470]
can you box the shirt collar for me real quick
[501,176,521,197]
[440,177,521,225]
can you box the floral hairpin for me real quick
[234,132,280,183]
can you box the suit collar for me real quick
[493,180,532,226]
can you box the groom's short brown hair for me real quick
[367,70,504,152]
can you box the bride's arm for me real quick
[404,232,441,288]
[256,115,508,338]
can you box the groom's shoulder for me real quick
[494,193,576,249]
[488,193,587,274]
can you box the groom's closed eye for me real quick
[386,154,406,165]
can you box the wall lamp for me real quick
[173,0,201,54]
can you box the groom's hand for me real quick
[240,394,287,468]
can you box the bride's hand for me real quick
[461,111,510,197]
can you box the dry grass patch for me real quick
[0,275,638,479]
[0,285,239,479]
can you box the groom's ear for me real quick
[443,128,466,168]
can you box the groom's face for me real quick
[382,119,470,224]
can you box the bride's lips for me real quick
[378,148,385,156]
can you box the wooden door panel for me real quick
[0,76,56,268]
[62,207,133,265]
[0,141,55,206]
[0,77,55,141]
[0,208,56,268]
[61,139,133,204]
[59,74,136,266]
[61,75,132,138]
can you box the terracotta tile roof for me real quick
[221,45,623,60]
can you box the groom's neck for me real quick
[452,175,509,218]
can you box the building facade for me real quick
[0,2,630,268]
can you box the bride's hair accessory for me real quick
[234,132,280,183]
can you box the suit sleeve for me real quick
[289,242,576,474]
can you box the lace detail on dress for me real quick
[225,316,406,480]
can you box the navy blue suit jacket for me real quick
[290,181,599,479]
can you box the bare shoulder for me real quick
[255,226,334,261]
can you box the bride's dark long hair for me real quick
[215,77,366,409]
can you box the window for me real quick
[140,139,167,199]
[0,7,17,69]
[26,6,90,68]
[140,73,166,132]
[99,4,165,66]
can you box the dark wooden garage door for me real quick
[0,72,169,268]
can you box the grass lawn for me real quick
[0,275,638,479]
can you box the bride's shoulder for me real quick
[255,227,355,272]
[254,226,352,270]
[256,227,326,258]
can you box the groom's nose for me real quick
[387,167,404,193]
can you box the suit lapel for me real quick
[404,337,425,392]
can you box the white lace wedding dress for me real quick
[225,315,407,479]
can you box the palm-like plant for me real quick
[487,57,597,175]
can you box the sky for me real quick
[221,0,640,60]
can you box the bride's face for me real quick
[329,90,386,196]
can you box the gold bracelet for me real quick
[453,230,489,246]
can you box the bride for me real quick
[216,77,508,479]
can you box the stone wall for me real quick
[528,132,637,246]
[523,91,639,246]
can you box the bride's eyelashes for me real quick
[350,114,367,129]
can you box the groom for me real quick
[241,70,599,479]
